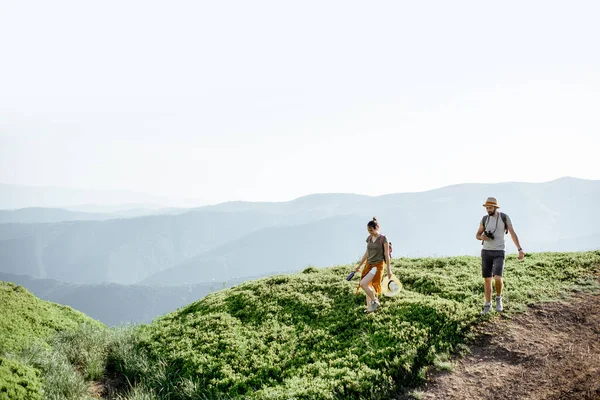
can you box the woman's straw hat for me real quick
[381,275,403,297]
[482,197,500,208]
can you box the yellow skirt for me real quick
[355,260,384,295]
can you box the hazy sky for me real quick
[1,1,599,205]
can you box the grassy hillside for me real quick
[0,282,104,400]
[1,251,599,400]
[121,251,600,400]
[0,282,100,354]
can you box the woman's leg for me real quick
[360,269,379,304]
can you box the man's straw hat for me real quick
[381,275,403,297]
[482,197,500,208]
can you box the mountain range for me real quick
[0,271,270,325]
[0,183,202,210]
[1,177,599,287]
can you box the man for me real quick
[476,197,525,314]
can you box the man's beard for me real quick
[487,209,496,216]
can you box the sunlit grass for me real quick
[2,250,598,400]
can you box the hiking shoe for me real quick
[495,296,503,312]
[367,301,380,312]
[481,303,492,315]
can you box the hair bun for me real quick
[372,217,377,222]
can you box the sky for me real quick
[1,0,599,206]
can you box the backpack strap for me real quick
[379,235,389,259]
[483,213,508,233]
[500,212,508,233]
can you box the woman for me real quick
[353,217,392,312]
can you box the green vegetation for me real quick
[118,251,600,399]
[0,282,100,354]
[0,282,105,400]
[0,356,43,400]
[1,251,599,400]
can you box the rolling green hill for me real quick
[0,282,103,400]
[0,282,100,354]
[1,251,599,400]
[127,251,600,399]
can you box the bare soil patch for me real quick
[414,292,600,400]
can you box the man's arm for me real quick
[507,224,525,260]
[476,224,488,241]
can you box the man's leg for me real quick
[484,277,493,303]
[481,251,494,314]
[494,276,504,312]
[492,253,505,311]
[482,251,494,302]
[494,275,503,297]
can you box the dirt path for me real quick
[415,292,600,400]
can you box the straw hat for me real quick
[482,197,500,208]
[381,275,403,297]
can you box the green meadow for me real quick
[1,251,599,399]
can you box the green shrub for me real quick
[0,356,43,400]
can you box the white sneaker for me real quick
[495,296,503,312]
[481,303,492,315]
[368,301,380,312]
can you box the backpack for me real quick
[379,235,392,258]
[482,212,509,234]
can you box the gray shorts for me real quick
[481,250,505,278]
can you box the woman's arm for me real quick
[354,250,368,272]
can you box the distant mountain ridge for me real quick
[144,177,600,284]
[0,271,279,325]
[142,214,366,285]
[1,177,599,286]
[0,183,206,210]
[0,206,188,224]
[0,210,281,284]
[0,207,117,224]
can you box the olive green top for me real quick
[366,234,388,264]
